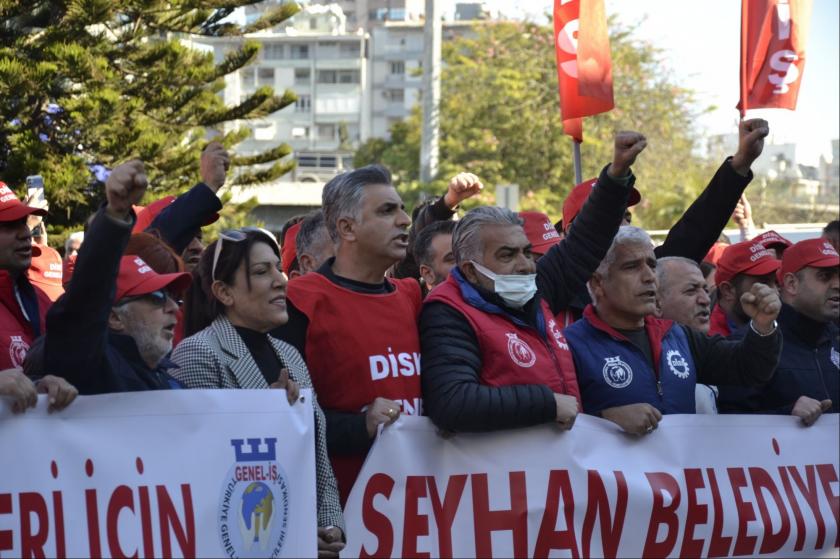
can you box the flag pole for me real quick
[572,139,582,184]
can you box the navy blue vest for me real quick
[565,312,697,415]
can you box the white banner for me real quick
[344,414,840,558]
[0,389,316,558]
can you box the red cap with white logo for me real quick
[781,238,840,277]
[715,240,781,285]
[0,182,48,222]
[519,212,561,255]
[115,255,192,302]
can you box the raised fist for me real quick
[740,282,781,334]
[609,131,647,178]
[200,141,231,192]
[443,172,484,209]
[105,160,147,220]
[731,118,770,175]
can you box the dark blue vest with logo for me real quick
[564,307,698,416]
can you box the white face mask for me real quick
[470,261,537,308]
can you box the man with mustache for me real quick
[564,226,782,436]
[44,160,192,394]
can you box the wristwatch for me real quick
[749,319,778,336]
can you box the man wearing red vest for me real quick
[0,182,52,370]
[273,164,422,505]
[420,132,647,433]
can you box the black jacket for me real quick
[44,207,180,394]
[148,182,222,253]
[718,304,839,414]
[567,157,754,315]
[420,164,634,432]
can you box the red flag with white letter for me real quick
[554,0,614,142]
[739,0,813,115]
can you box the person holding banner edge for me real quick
[564,226,782,436]
[172,228,345,557]
[420,131,646,433]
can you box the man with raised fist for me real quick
[44,160,192,394]
[564,226,782,436]
[420,131,647,434]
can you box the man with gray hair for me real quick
[420,132,647,433]
[564,226,782,436]
[295,210,334,276]
[656,256,711,332]
[273,164,423,505]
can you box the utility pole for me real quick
[420,0,441,183]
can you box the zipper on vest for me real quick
[814,348,830,401]
[536,335,566,392]
[656,380,663,397]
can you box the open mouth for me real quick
[394,233,409,246]
[14,247,31,257]
[269,295,286,307]
[638,290,656,300]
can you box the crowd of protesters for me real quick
[1,118,838,555]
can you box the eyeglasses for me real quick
[211,230,247,281]
[115,289,180,308]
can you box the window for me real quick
[337,69,360,84]
[386,88,404,102]
[240,67,255,88]
[253,120,276,140]
[298,155,318,167]
[264,43,284,60]
[320,156,337,168]
[317,124,336,140]
[294,68,311,84]
[258,68,274,87]
[339,42,360,58]
[309,18,317,30]
[290,44,309,59]
[390,61,405,75]
[317,70,337,84]
[295,95,311,113]
[291,127,309,139]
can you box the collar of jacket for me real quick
[582,304,674,344]
[210,314,288,389]
[108,331,178,373]
[780,302,836,346]
[450,267,545,336]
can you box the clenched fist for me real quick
[105,160,148,220]
[731,118,770,176]
[740,282,781,334]
[609,131,647,178]
[443,172,483,209]
[554,393,579,431]
[201,141,231,192]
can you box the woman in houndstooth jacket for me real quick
[171,228,345,557]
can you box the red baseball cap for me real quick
[27,244,64,302]
[561,178,641,231]
[752,230,793,252]
[715,240,781,285]
[115,255,192,302]
[703,242,729,266]
[781,238,840,277]
[132,196,220,234]
[0,182,48,222]
[519,211,561,255]
[281,222,301,276]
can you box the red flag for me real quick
[554,0,614,142]
[739,0,812,115]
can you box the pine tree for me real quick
[0,0,300,236]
